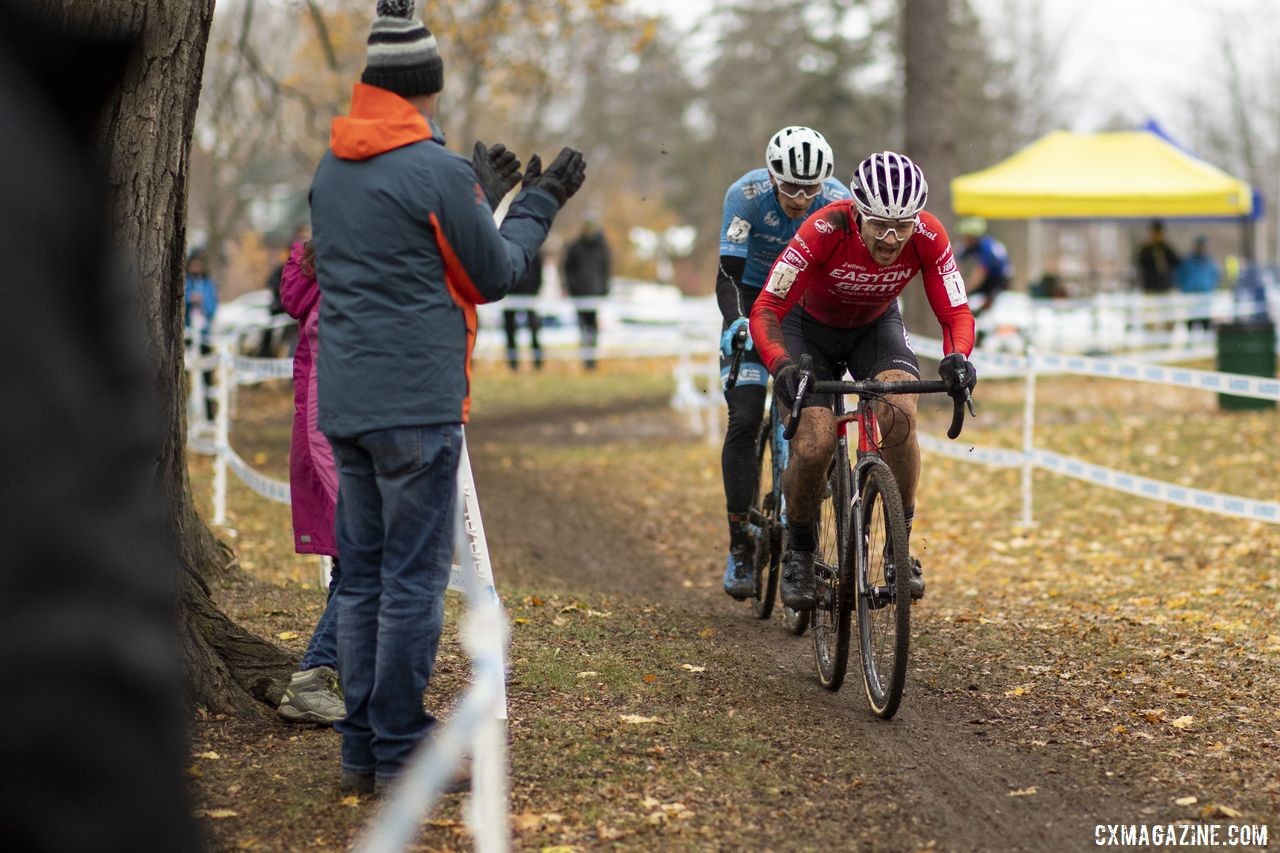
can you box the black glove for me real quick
[522,147,587,207]
[773,360,801,410]
[471,141,522,210]
[939,353,977,395]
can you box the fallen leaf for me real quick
[340,796,361,808]
[197,751,221,760]
[1175,796,1198,806]
[698,627,715,638]
[276,631,299,641]
[1171,715,1195,729]
[1008,787,1037,797]
[619,714,664,725]
[1004,685,1032,697]
[513,617,529,625]
[195,808,239,819]
[1138,708,1167,723]
[576,671,599,678]
[1200,804,1242,819]
[643,673,657,684]
[681,664,706,673]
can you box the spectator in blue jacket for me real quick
[183,249,218,420]
[1175,235,1220,332]
[308,0,585,796]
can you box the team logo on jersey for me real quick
[915,218,937,240]
[725,216,751,243]
[764,211,780,228]
[766,261,802,297]
[779,246,809,271]
[943,270,968,307]
[742,179,770,200]
[814,217,834,234]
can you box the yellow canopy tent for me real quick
[951,130,1254,219]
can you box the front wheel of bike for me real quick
[811,455,852,690]
[854,461,911,719]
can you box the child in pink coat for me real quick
[275,240,344,724]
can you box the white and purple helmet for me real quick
[850,151,928,219]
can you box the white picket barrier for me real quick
[186,344,511,850]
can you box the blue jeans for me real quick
[298,558,340,672]
[327,424,461,781]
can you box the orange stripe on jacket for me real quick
[427,211,491,423]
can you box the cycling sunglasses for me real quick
[863,215,917,240]
[776,181,823,201]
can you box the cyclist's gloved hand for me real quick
[720,317,754,357]
[471,141,522,210]
[939,352,977,395]
[523,147,587,207]
[773,359,801,410]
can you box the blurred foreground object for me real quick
[0,3,200,849]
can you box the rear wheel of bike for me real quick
[811,453,852,689]
[751,421,780,620]
[854,461,911,719]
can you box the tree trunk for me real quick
[902,0,954,333]
[41,0,294,714]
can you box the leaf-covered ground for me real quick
[189,359,1278,851]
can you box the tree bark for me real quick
[902,0,955,332]
[40,0,294,714]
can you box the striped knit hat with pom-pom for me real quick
[360,0,443,98]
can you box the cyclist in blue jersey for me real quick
[956,216,1012,323]
[718,126,851,599]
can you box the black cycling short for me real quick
[781,302,920,410]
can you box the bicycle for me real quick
[783,354,974,718]
[725,333,809,633]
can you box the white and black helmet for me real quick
[850,151,929,219]
[765,126,835,185]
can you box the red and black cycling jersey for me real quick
[749,202,976,374]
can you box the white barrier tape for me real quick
[224,447,292,505]
[1035,352,1280,400]
[1033,448,1279,524]
[916,433,1023,468]
[919,433,1280,524]
[914,335,1280,401]
[233,355,294,383]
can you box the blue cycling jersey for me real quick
[960,235,1012,280]
[719,168,851,288]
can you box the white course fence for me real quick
[185,334,512,851]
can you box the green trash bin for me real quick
[1216,320,1277,411]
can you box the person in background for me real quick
[502,251,544,371]
[275,240,344,726]
[562,220,611,369]
[1175,235,1220,333]
[956,216,1012,322]
[184,249,218,420]
[258,226,307,357]
[309,0,584,795]
[1136,219,1181,294]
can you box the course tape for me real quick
[914,335,1280,401]
[233,355,294,383]
[224,446,292,505]
[918,434,1280,524]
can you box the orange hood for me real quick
[329,83,433,161]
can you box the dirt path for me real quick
[467,396,1148,852]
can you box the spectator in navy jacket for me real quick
[308,0,585,795]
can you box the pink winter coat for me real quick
[279,242,338,556]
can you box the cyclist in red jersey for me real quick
[748,151,977,611]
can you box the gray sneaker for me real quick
[278,666,345,725]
